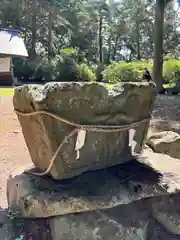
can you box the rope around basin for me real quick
[14,109,150,177]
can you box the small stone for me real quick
[147,131,180,159]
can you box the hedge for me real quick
[102,61,152,83]
[102,59,180,85]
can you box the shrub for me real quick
[13,57,54,82]
[163,59,180,85]
[77,63,95,81]
[91,64,97,75]
[60,48,79,61]
[102,61,152,83]
[54,56,96,82]
[13,58,34,80]
[14,53,96,83]
[36,60,54,81]
[54,55,78,82]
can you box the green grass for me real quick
[0,87,14,96]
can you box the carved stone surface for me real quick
[13,82,156,179]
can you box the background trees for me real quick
[0,0,179,86]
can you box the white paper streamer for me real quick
[129,129,137,154]
[75,130,87,159]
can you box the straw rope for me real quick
[15,109,150,176]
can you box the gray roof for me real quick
[0,28,28,58]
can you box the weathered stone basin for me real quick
[13,82,156,179]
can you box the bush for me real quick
[14,53,96,83]
[54,55,96,82]
[13,58,34,80]
[13,57,54,82]
[102,61,152,83]
[77,63,95,81]
[54,55,78,82]
[163,59,180,85]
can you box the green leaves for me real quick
[1,0,179,80]
[102,61,152,83]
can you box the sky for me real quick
[175,1,179,10]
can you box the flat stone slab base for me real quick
[6,150,180,239]
[8,192,180,240]
[7,150,180,218]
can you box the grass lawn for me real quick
[0,87,14,96]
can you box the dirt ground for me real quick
[150,95,180,134]
[0,94,180,237]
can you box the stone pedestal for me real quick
[7,151,180,239]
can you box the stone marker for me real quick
[147,131,180,159]
[13,82,156,179]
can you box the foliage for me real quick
[55,56,96,82]
[103,58,180,85]
[14,55,180,85]
[1,0,179,65]
[77,63,95,81]
[174,70,180,88]
[13,52,96,82]
[102,61,152,83]
[54,55,78,81]
[163,59,180,84]
[1,0,179,84]
[13,57,54,81]
[60,48,79,61]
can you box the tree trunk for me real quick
[48,0,53,63]
[129,52,132,62]
[1,0,5,27]
[112,35,119,61]
[98,14,103,63]
[31,0,36,57]
[107,34,112,64]
[136,21,141,60]
[15,0,21,28]
[152,0,165,93]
